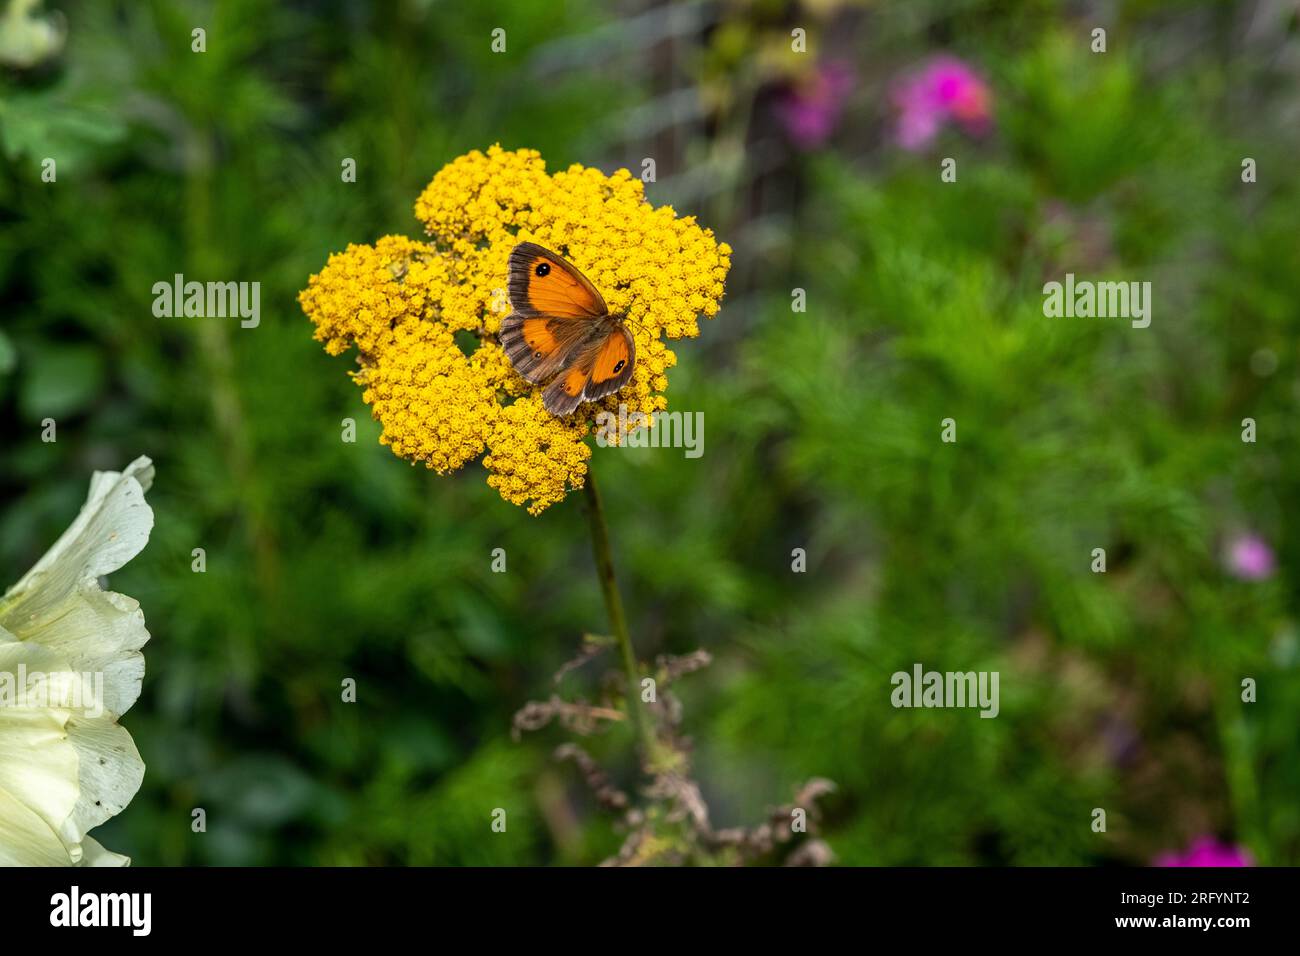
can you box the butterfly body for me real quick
[500,242,635,417]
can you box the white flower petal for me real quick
[60,713,145,846]
[0,456,154,717]
[0,456,154,866]
[0,642,80,851]
[0,787,71,866]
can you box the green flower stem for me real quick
[583,467,655,763]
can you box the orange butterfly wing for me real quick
[506,243,607,319]
[583,325,635,401]
[541,324,636,417]
[501,316,589,384]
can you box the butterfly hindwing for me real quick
[500,314,592,384]
[542,363,595,417]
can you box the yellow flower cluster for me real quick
[299,145,731,514]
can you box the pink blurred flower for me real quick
[1154,837,1253,868]
[1225,533,1275,580]
[777,61,855,150]
[892,55,992,151]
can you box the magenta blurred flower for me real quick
[777,61,855,150]
[892,55,992,151]
[1225,533,1275,580]
[1154,837,1253,868]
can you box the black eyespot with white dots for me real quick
[613,360,625,373]
[535,263,550,277]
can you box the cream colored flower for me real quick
[0,0,66,69]
[0,456,154,866]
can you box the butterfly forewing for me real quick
[507,242,608,319]
[539,322,636,416]
[581,324,635,402]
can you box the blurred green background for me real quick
[2,0,1298,865]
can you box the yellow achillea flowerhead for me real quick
[298,145,731,514]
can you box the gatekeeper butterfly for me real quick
[500,242,635,417]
